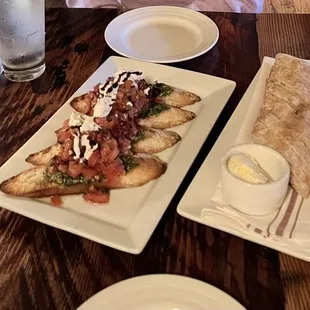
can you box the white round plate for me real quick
[77,274,246,310]
[104,6,219,63]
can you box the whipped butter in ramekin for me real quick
[221,144,290,215]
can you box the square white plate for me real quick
[177,57,310,262]
[0,56,236,254]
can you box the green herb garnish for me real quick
[150,83,173,97]
[120,154,139,172]
[46,171,90,186]
[140,102,170,119]
[131,128,146,144]
[158,83,173,96]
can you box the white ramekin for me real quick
[221,144,290,215]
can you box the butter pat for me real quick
[227,153,272,184]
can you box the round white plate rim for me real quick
[104,6,219,63]
[77,274,246,310]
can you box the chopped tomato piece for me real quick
[95,117,114,129]
[51,195,62,207]
[67,161,84,178]
[61,149,70,161]
[88,150,100,167]
[123,79,133,90]
[100,144,119,162]
[81,167,98,180]
[108,147,120,161]
[57,130,72,143]
[57,164,68,173]
[63,138,73,150]
[83,188,110,204]
[99,137,119,162]
[48,165,57,174]
[95,159,125,182]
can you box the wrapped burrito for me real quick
[252,53,310,198]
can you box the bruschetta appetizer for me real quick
[69,70,197,130]
[0,69,200,204]
[1,118,167,203]
[137,103,196,129]
[150,82,201,108]
[131,128,181,154]
[0,154,166,199]
[26,127,181,166]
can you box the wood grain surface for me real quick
[0,9,309,310]
[264,0,310,13]
[257,13,310,62]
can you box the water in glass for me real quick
[0,0,45,82]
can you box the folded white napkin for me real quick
[201,182,310,245]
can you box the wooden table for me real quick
[1,9,310,310]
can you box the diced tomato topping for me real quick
[67,161,84,178]
[63,138,73,150]
[81,167,98,180]
[51,75,152,204]
[51,195,62,207]
[57,130,72,143]
[100,144,119,162]
[83,188,110,204]
[57,164,68,173]
[95,159,125,181]
[61,149,71,161]
[95,117,115,129]
[123,79,133,90]
[88,150,100,167]
[48,165,58,174]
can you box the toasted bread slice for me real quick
[0,166,88,198]
[26,143,62,166]
[132,128,181,154]
[137,107,196,129]
[155,86,201,108]
[26,128,181,166]
[1,155,167,198]
[103,154,167,189]
[70,94,91,114]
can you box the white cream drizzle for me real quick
[73,132,81,160]
[69,112,84,127]
[80,115,101,133]
[81,135,98,161]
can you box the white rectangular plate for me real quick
[0,56,236,254]
[177,57,310,262]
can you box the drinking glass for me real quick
[0,0,45,82]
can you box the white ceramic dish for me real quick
[77,274,246,310]
[177,57,310,262]
[0,56,235,254]
[105,6,219,63]
[221,144,290,215]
